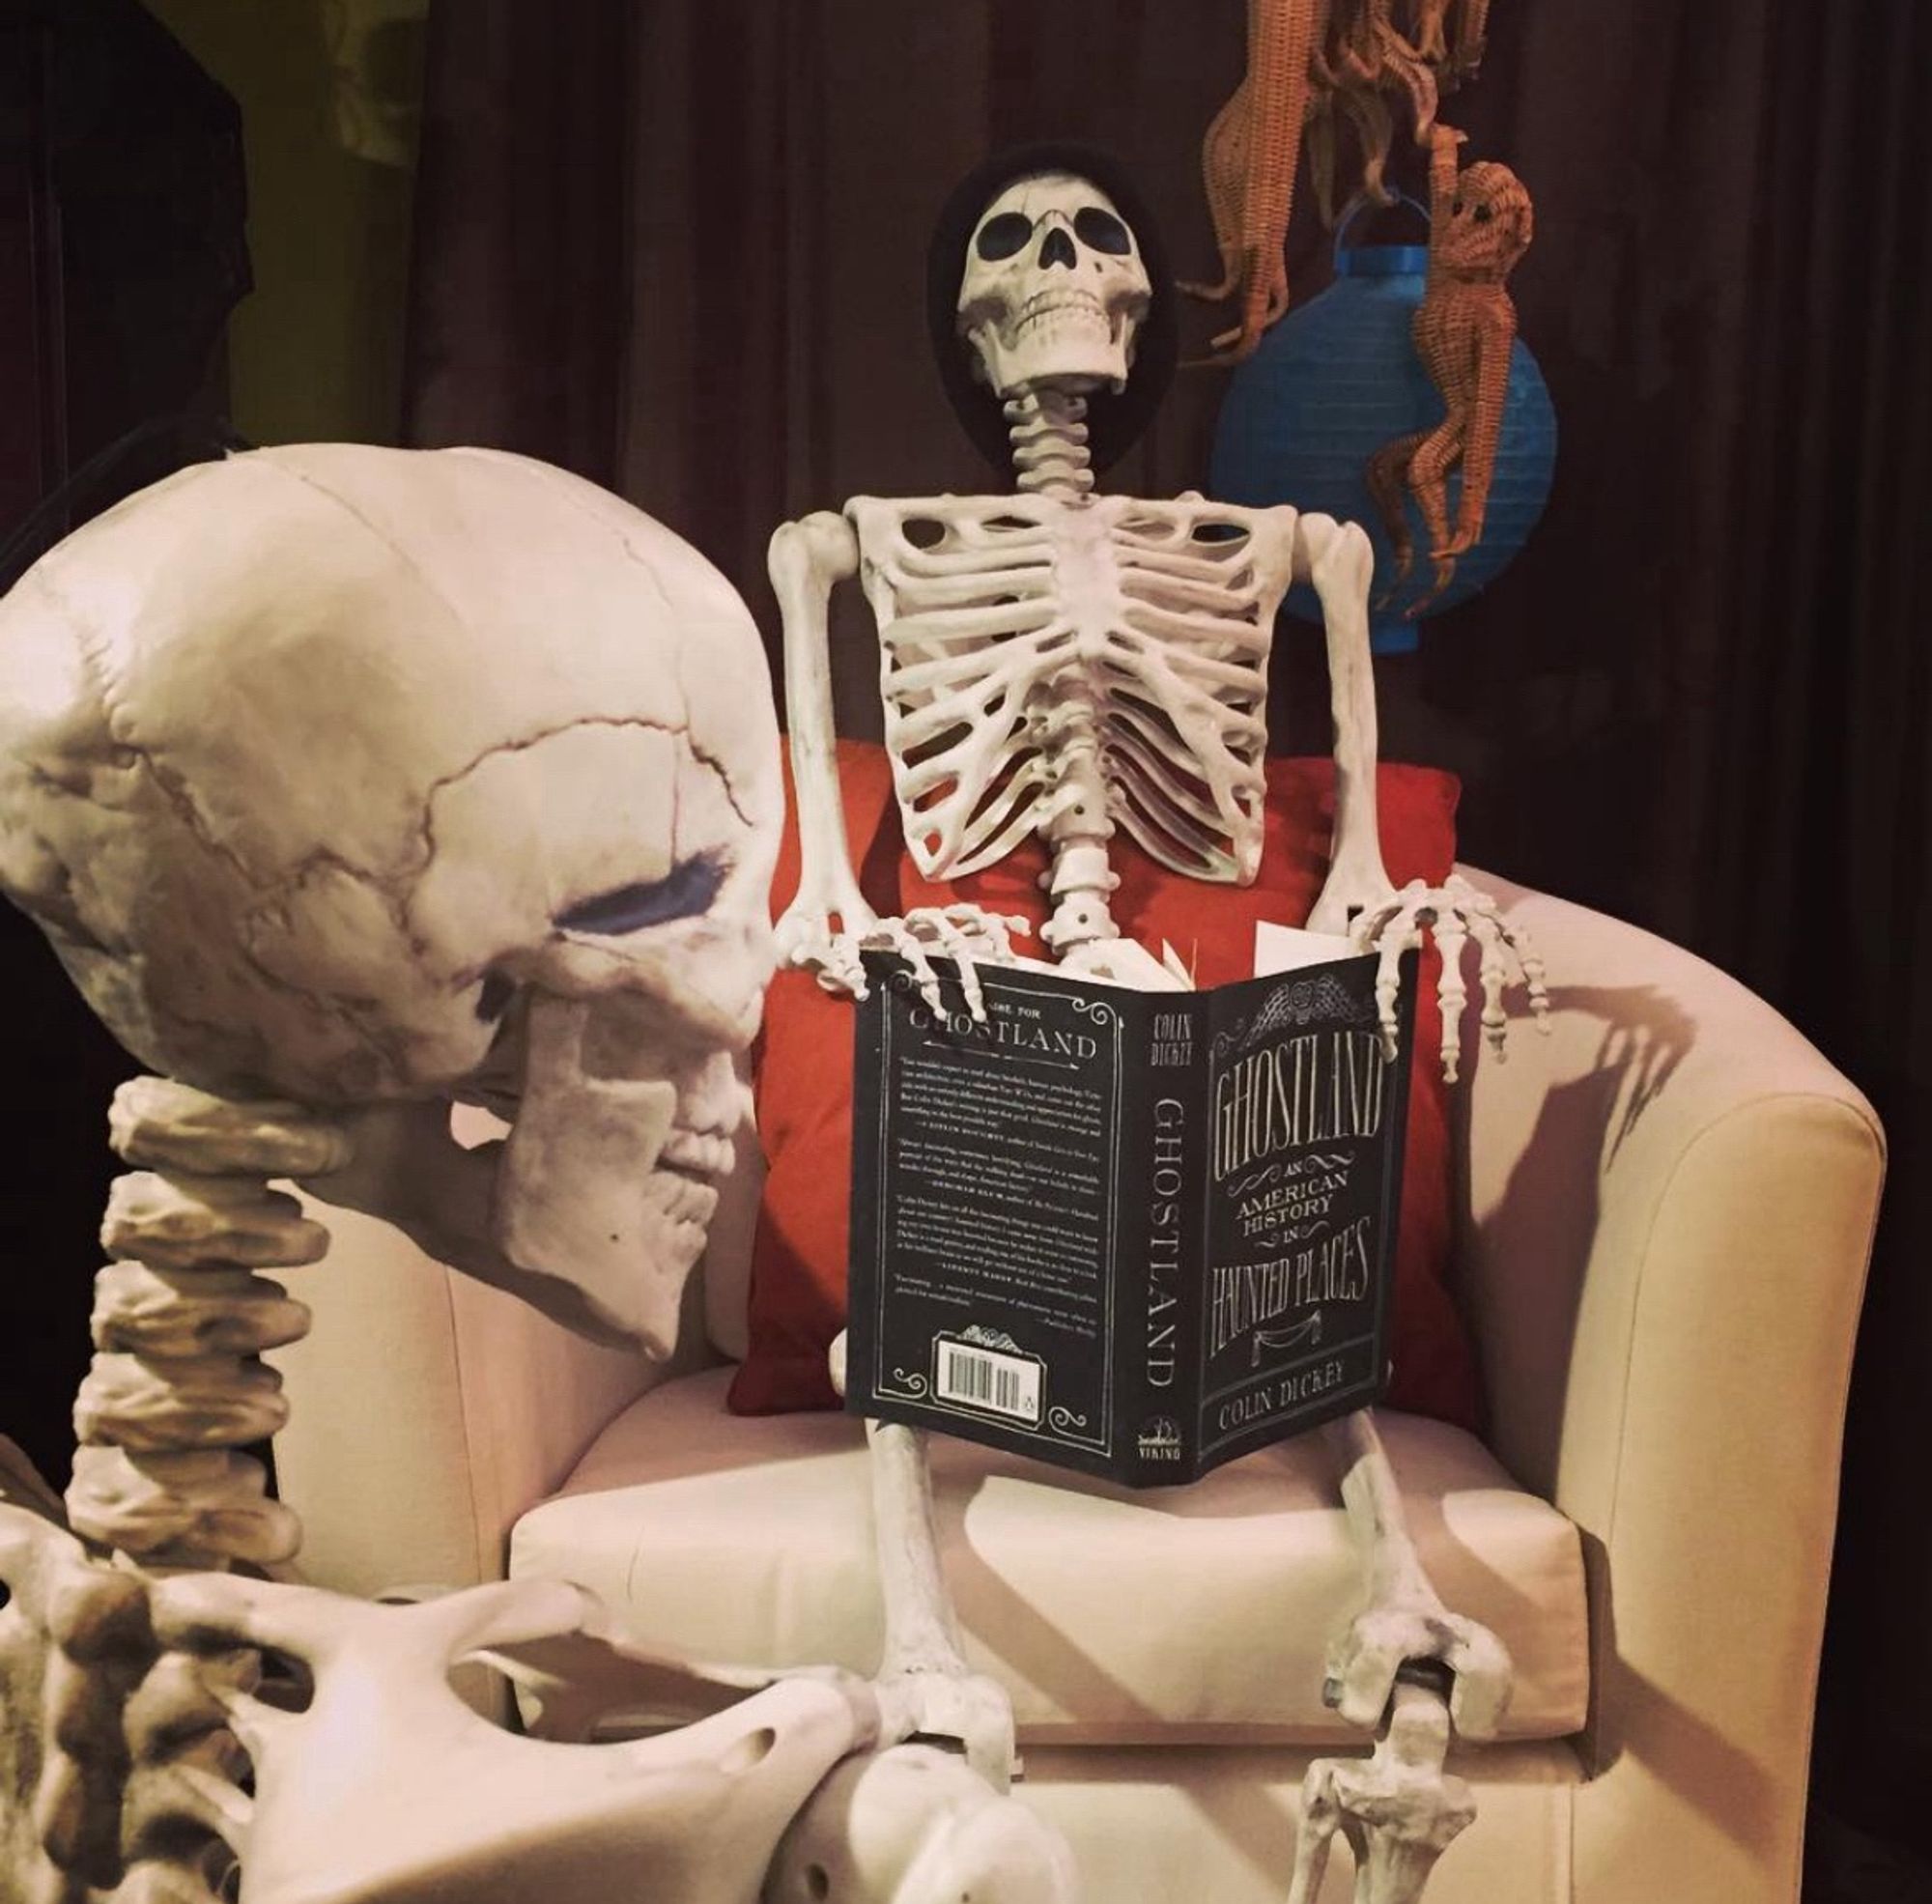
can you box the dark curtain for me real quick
[0,0,246,1490]
[402,0,1931,1884]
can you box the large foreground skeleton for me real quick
[0,446,1073,1904]
[773,149,1545,1902]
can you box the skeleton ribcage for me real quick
[851,495,1287,884]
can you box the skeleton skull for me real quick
[955,170,1151,397]
[0,444,781,1355]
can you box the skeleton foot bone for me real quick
[1350,874,1551,1083]
[1287,1673,1477,1904]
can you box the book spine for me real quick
[1177,995,1212,1487]
[1120,992,1208,1488]
[1110,992,1152,1487]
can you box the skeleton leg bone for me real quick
[829,1333,1020,1792]
[1287,1408,1508,1903]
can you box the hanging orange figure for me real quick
[1187,0,1324,358]
[1366,126,1533,611]
[1189,0,1491,363]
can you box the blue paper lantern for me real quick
[1208,207,1556,654]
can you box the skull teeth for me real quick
[1012,288,1107,331]
[657,1127,735,1179]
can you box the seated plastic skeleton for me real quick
[0,447,1074,1904]
[772,147,1544,1902]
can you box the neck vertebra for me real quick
[1006,386,1094,499]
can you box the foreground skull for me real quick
[0,444,781,1354]
[955,169,1151,395]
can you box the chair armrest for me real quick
[1453,867,1883,1895]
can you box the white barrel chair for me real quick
[272,871,1883,1904]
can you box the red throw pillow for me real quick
[729,739,1481,1433]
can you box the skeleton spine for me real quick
[1006,387,1119,951]
[66,1078,338,1571]
[1004,386,1094,498]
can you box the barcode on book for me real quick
[935,1339,1042,1424]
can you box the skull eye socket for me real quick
[975,212,1034,261]
[555,855,725,936]
[1073,206,1132,255]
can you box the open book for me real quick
[845,933,1416,1486]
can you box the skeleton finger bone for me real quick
[1428,904,1470,1086]
[780,915,876,1003]
[850,908,1032,1023]
[1442,874,1550,1032]
[1349,877,1551,1082]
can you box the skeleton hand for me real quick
[1350,874,1550,1083]
[1324,1601,1512,1743]
[781,902,1032,1022]
[775,881,880,1001]
[872,1662,1021,1793]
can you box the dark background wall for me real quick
[1,4,1925,1896]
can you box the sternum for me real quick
[1035,679,1119,953]
[1002,387,1129,955]
[1034,516,1124,954]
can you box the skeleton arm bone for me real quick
[1301,514,1393,937]
[773,512,874,981]
[1295,514,1549,1077]
[771,511,1031,1017]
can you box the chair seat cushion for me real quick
[510,1367,1589,1747]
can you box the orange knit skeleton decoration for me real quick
[1366,127,1533,610]
[1189,0,1491,361]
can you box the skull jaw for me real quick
[495,1070,711,1362]
[967,305,1137,400]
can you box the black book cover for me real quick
[845,947,1415,1487]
